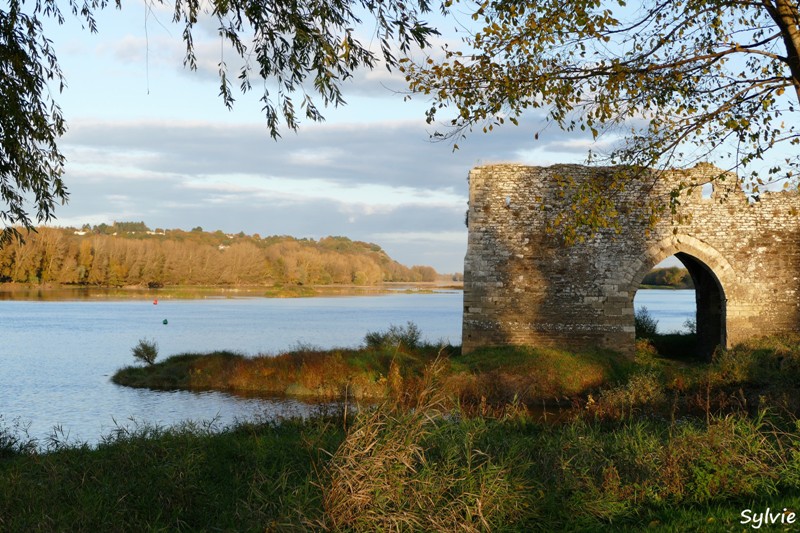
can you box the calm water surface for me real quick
[634,289,696,333]
[1,291,461,446]
[1,289,692,446]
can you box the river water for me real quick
[0,289,691,446]
[633,289,696,333]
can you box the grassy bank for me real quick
[114,324,800,414]
[4,416,800,531]
[8,330,800,530]
[8,344,800,530]
[113,324,631,404]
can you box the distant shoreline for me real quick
[0,281,464,301]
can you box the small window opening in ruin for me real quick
[633,253,725,361]
[701,182,713,199]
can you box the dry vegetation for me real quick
[319,361,528,531]
[112,322,629,409]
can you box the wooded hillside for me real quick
[0,223,438,287]
[640,267,694,289]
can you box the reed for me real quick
[320,360,531,531]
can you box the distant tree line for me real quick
[640,267,694,289]
[0,223,438,287]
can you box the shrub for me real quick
[634,338,659,366]
[132,338,159,365]
[364,321,422,351]
[589,370,666,419]
[635,306,659,339]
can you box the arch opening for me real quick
[633,252,726,361]
[675,252,726,359]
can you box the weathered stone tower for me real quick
[462,163,800,357]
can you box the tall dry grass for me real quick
[319,360,530,531]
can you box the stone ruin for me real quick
[462,163,800,358]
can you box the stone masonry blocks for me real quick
[462,163,800,357]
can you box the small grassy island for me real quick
[5,323,800,531]
[111,323,627,404]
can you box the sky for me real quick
[37,3,604,274]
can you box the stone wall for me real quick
[462,163,800,357]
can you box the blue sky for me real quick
[39,3,605,273]
[31,3,798,274]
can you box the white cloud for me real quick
[286,148,345,166]
[53,110,602,272]
[370,231,465,244]
[41,3,607,274]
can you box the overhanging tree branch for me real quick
[0,0,438,241]
[405,0,799,180]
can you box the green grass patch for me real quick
[0,416,344,531]
[5,386,800,531]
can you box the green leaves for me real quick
[406,0,800,195]
[0,0,439,241]
[0,2,68,244]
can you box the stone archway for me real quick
[462,163,800,356]
[625,235,731,359]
